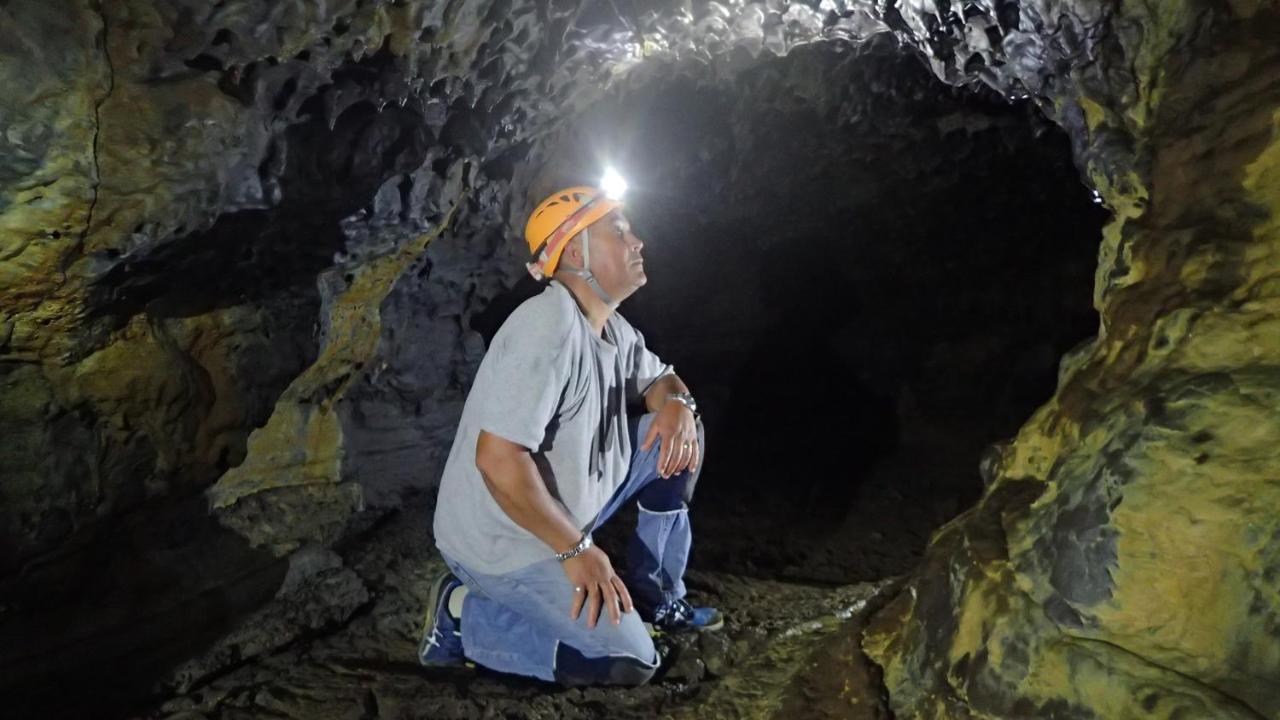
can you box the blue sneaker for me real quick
[649,598,724,634]
[418,571,465,666]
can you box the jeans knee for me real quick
[610,656,658,686]
[553,641,658,687]
[637,476,688,512]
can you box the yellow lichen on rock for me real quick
[867,360,1280,716]
[0,0,108,324]
[208,204,459,553]
[864,1,1280,716]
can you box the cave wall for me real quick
[859,0,1280,717]
[0,0,596,571]
[0,0,617,702]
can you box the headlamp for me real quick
[601,167,628,200]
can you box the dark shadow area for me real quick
[0,493,289,719]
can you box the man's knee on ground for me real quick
[553,643,659,687]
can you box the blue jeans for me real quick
[442,412,704,686]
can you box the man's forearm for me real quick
[478,449,584,554]
[643,373,690,413]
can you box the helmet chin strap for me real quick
[566,226,617,307]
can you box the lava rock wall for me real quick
[861,0,1280,716]
[0,0,607,571]
[0,0,629,702]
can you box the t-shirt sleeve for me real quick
[469,308,572,451]
[623,322,673,404]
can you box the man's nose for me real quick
[628,232,644,252]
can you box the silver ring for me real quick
[574,586,583,593]
[682,442,691,449]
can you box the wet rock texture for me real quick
[1,0,1278,717]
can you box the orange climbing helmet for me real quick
[524,186,623,280]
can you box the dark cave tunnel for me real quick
[478,39,1107,584]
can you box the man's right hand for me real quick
[562,545,634,628]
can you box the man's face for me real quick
[567,210,647,300]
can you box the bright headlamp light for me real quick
[601,167,628,201]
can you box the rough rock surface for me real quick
[148,497,895,720]
[861,2,1280,718]
[167,545,371,695]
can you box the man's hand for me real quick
[563,546,634,628]
[641,401,700,478]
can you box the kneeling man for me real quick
[421,182,722,686]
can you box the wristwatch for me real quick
[666,392,698,415]
[555,533,593,562]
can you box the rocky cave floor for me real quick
[146,506,889,720]
[141,428,978,720]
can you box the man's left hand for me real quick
[641,401,699,478]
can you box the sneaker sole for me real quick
[421,571,453,639]
[419,572,465,667]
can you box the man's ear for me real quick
[560,233,584,270]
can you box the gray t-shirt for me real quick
[433,281,672,574]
